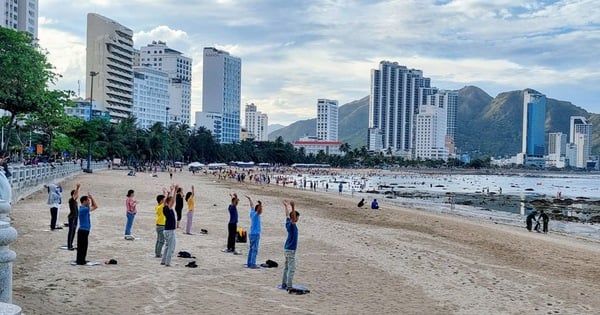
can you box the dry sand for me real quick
[10,169,600,314]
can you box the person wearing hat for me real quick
[47,182,63,230]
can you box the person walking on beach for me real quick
[338,183,343,195]
[538,210,549,234]
[67,182,81,250]
[224,193,240,254]
[154,191,167,258]
[184,185,195,234]
[245,195,262,268]
[124,189,138,240]
[76,192,99,265]
[526,210,537,232]
[47,182,63,230]
[280,200,300,290]
[162,185,178,266]
[175,186,184,229]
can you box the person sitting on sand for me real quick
[357,198,365,208]
[371,199,379,210]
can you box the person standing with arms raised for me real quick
[280,200,300,290]
[245,195,262,268]
[76,192,99,265]
[66,182,81,250]
[223,193,241,255]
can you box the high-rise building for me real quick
[316,99,338,141]
[369,61,431,157]
[519,89,546,166]
[244,103,268,142]
[570,116,592,168]
[547,132,567,168]
[86,13,134,123]
[132,67,170,130]
[139,41,192,125]
[202,47,241,144]
[415,103,448,160]
[195,111,222,143]
[1,0,38,38]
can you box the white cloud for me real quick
[37,0,600,126]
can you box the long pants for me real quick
[125,212,135,235]
[76,229,90,265]
[542,221,548,233]
[247,234,260,267]
[155,225,165,257]
[161,229,176,265]
[67,217,77,249]
[175,207,182,225]
[185,211,194,234]
[282,249,296,287]
[227,223,237,251]
[50,207,58,229]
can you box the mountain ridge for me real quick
[269,87,599,157]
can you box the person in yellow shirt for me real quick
[184,185,195,234]
[155,191,167,258]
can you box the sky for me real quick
[37,0,600,126]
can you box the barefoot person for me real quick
[124,189,138,240]
[76,192,99,265]
[67,182,81,250]
[280,200,300,290]
[245,195,262,269]
[184,185,195,234]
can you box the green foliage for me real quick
[0,28,59,152]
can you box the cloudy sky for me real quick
[38,0,600,126]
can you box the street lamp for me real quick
[164,106,170,169]
[85,71,99,173]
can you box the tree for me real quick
[0,28,59,152]
[25,90,73,157]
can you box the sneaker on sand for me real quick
[222,249,234,253]
[233,251,242,255]
[124,235,135,240]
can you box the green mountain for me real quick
[269,87,599,157]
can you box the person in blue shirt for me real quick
[224,193,240,254]
[245,195,262,269]
[371,199,379,209]
[76,192,99,265]
[280,200,300,290]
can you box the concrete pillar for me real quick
[0,172,18,306]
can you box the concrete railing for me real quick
[6,161,109,205]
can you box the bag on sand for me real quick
[260,259,278,268]
[236,228,247,243]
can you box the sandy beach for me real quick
[10,169,600,314]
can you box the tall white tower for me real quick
[1,0,38,38]
[139,41,192,125]
[570,116,592,168]
[369,61,431,157]
[86,13,134,123]
[244,103,268,142]
[316,99,338,141]
[202,47,241,144]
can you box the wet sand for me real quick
[10,169,600,314]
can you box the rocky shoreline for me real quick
[375,190,600,223]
